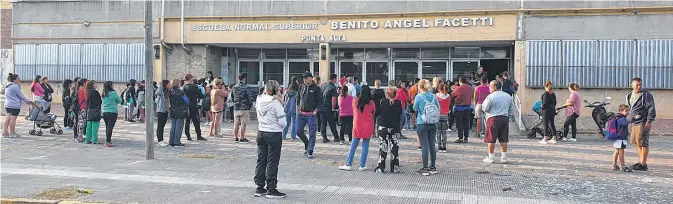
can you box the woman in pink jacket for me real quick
[338,86,354,145]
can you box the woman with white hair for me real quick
[254,80,287,199]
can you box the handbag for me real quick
[86,92,101,121]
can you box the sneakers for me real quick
[483,157,494,163]
[63,127,73,131]
[339,165,352,171]
[567,138,577,142]
[339,141,344,145]
[333,138,340,142]
[196,137,208,141]
[358,166,368,171]
[548,139,557,144]
[438,147,447,153]
[538,139,548,144]
[613,165,620,171]
[391,165,401,173]
[416,168,430,176]
[621,166,633,172]
[375,168,384,173]
[417,146,422,150]
[454,139,463,143]
[235,138,240,143]
[500,158,507,164]
[447,128,454,132]
[10,133,21,138]
[562,137,567,142]
[265,189,286,199]
[322,138,330,143]
[240,138,250,143]
[157,140,168,147]
[398,135,408,139]
[428,167,437,174]
[633,163,648,171]
[253,187,267,197]
[307,154,314,159]
[104,142,116,147]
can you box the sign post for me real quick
[144,0,155,160]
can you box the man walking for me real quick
[627,77,656,171]
[319,74,340,143]
[296,72,323,158]
[452,76,473,143]
[232,73,254,143]
[481,80,514,164]
[183,74,207,141]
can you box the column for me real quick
[318,43,330,81]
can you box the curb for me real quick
[1,198,108,204]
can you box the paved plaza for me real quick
[2,116,673,204]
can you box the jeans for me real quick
[454,109,471,140]
[102,112,118,143]
[563,113,579,139]
[296,113,317,155]
[282,113,297,140]
[157,112,168,142]
[376,127,399,172]
[319,110,339,140]
[254,131,283,190]
[184,106,202,139]
[170,118,185,145]
[339,116,353,141]
[448,111,455,129]
[437,117,448,149]
[417,124,437,168]
[345,138,370,168]
[85,121,100,143]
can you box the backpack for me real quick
[532,101,542,113]
[420,94,440,124]
[604,118,623,141]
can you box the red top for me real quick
[395,88,409,110]
[77,88,88,110]
[436,94,451,115]
[352,99,375,139]
[452,84,473,106]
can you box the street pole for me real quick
[144,0,155,160]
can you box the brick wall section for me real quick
[1,9,12,49]
[166,45,207,80]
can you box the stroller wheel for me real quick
[556,131,564,140]
[526,130,536,139]
[36,131,43,136]
[29,130,36,135]
[57,130,64,135]
[50,129,56,134]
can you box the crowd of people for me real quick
[1,66,657,198]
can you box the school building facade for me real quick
[8,1,673,118]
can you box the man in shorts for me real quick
[232,73,254,143]
[473,77,490,138]
[480,80,514,164]
[627,78,656,171]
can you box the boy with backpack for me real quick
[606,104,633,172]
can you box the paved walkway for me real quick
[2,117,672,204]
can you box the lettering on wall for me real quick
[190,17,495,43]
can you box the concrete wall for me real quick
[523,14,673,40]
[1,7,11,49]
[521,88,673,119]
[165,45,207,80]
[205,46,222,78]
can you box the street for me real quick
[2,117,672,204]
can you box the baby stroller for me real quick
[525,101,563,139]
[28,100,63,136]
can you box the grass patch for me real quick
[35,187,87,200]
[182,154,230,160]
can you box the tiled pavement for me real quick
[2,117,673,204]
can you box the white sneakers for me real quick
[483,156,507,164]
[567,138,577,142]
[157,140,168,147]
[538,139,548,144]
[447,129,454,132]
[338,166,368,171]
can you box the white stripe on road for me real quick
[1,166,565,204]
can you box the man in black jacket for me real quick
[319,74,339,143]
[296,72,323,159]
[183,74,207,141]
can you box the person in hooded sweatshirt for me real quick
[254,80,287,199]
[435,84,451,153]
[282,77,299,141]
[3,73,33,138]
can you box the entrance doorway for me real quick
[450,60,479,81]
[393,61,419,85]
[480,59,509,81]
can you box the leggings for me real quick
[376,127,400,172]
[339,116,353,141]
[63,104,72,128]
[437,117,448,149]
[542,109,557,137]
[157,112,168,142]
[563,113,579,139]
[102,113,118,143]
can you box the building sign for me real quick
[190,17,494,43]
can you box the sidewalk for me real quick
[2,117,673,204]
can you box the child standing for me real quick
[137,85,146,123]
[611,104,633,172]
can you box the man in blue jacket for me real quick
[626,78,656,171]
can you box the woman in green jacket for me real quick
[102,81,122,147]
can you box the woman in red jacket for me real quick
[339,86,376,171]
[435,84,451,153]
[395,81,409,140]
